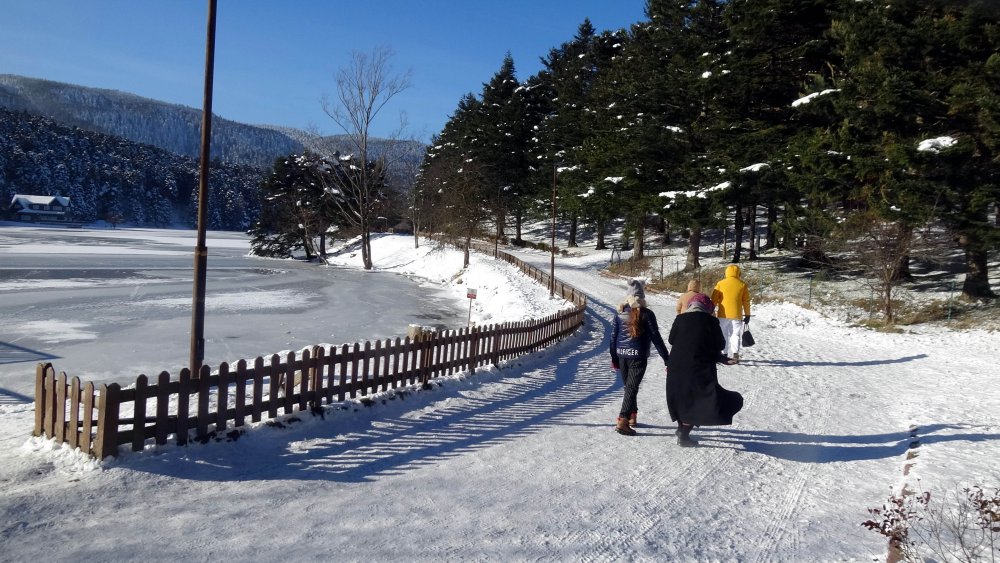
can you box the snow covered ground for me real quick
[1,224,998,562]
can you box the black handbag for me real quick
[742,321,756,347]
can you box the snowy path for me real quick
[1,240,998,562]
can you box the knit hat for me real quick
[624,279,646,309]
[686,292,714,314]
[626,279,646,300]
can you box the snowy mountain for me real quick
[0,74,427,171]
[0,74,304,168]
[0,75,427,229]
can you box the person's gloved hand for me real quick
[743,315,751,324]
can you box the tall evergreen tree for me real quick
[827,0,1000,299]
[475,53,533,245]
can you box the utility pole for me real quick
[189,0,217,377]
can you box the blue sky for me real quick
[0,1,647,142]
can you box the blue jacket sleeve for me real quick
[610,314,620,366]
[645,310,669,363]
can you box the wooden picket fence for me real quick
[33,241,587,459]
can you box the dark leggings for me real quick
[618,357,647,418]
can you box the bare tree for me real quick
[847,212,917,324]
[426,158,492,268]
[321,46,412,270]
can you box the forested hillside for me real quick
[0,74,303,168]
[0,75,428,232]
[416,0,1000,303]
[0,107,263,230]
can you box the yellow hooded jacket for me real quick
[711,264,751,320]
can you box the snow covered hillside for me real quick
[1,228,998,562]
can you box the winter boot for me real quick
[732,353,740,364]
[628,411,637,428]
[677,423,698,447]
[616,416,636,436]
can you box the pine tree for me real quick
[827,0,1000,299]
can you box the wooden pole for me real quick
[189,0,218,376]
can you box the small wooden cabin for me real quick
[8,194,72,223]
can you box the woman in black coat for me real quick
[666,293,744,447]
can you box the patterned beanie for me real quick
[687,292,714,314]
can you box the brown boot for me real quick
[615,416,636,436]
[628,411,637,427]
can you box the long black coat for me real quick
[666,311,743,426]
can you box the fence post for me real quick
[469,326,480,372]
[177,368,191,446]
[422,331,434,389]
[197,364,211,439]
[216,362,229,433]
[33,362,52,437]
[132,374,148,452]
[156,371,170,445]
[68,376,81,449]
[94,383,121,459]
[55,371,68,443]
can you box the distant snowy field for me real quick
[1,222,998,562]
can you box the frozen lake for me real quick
[0,224,466,398]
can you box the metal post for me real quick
[189,0,218,376]
[947,281,955,320]
[808,273,814,308]
[550,164,556,297]
[495,185,502,258]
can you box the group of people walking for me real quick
[609,266,751,446]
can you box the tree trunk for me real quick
[319,233,327,256]
[301,232,314,260]
[767,203,779,249]
[685,225,702,271]
[732,206,744,263]
[463,230,473,268]
[659,216,670,245]
[515,210,524,243]
[568,214,578,247]
[958,232,996,299]
[890,223,913,281]
[883,282,895,324]
[361,229,373,270]
[746,205,757,261]
[595,218,607,250]
[632,216,645,260]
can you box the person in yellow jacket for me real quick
[711,264,751,364]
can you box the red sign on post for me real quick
[467,288,477,299]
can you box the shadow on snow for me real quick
[698,423,997,463]
[743,354,928,368]
[118,303,622,483]
[0,341,59,366]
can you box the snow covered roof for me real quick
[9,194,71,208]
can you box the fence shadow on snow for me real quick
[124,308,618,483]
[33,240,589,460]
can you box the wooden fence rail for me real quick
[34,242,587,459]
